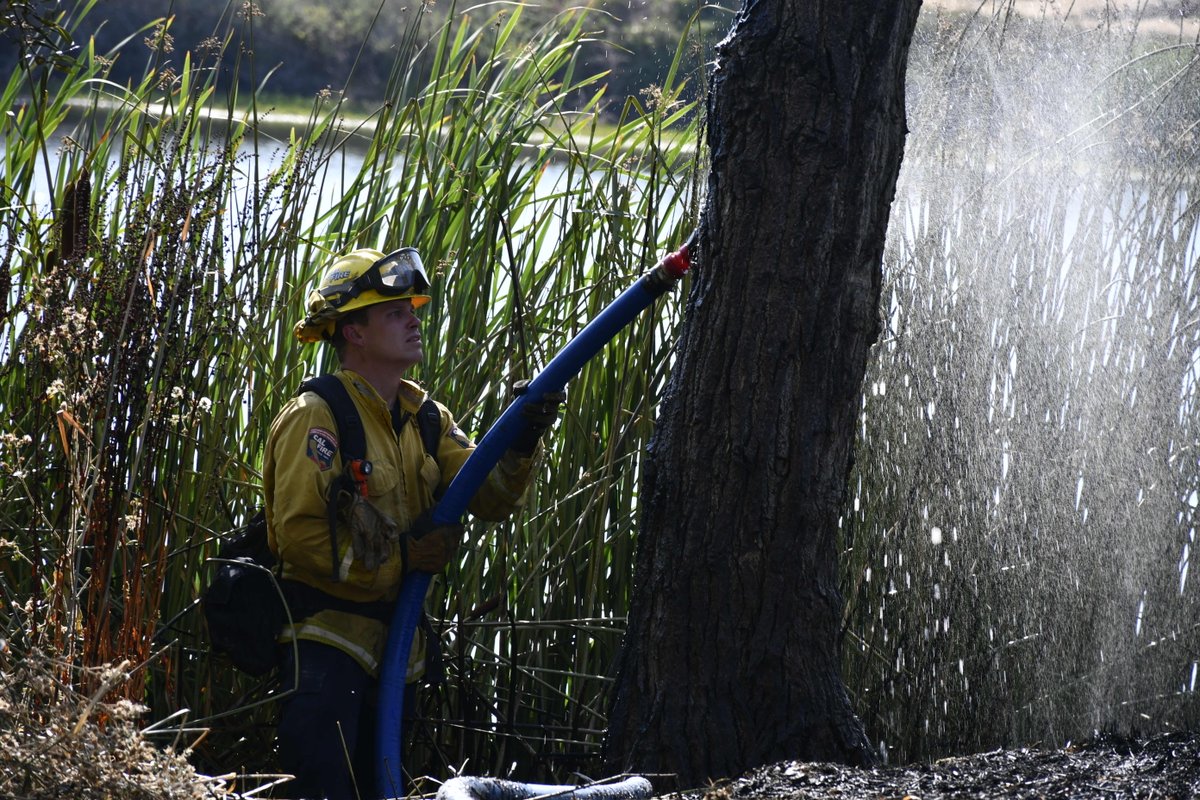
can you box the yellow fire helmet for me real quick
[294,247,433,343]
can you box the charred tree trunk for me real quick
[606,0,921,786]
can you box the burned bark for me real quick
[606,0,921,786]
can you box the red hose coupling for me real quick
[659,242,691,279]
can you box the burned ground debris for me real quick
[689,734,1200,800]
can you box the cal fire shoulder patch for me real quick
[307,427,338,470]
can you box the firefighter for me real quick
[264,247,561,799]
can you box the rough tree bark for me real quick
[605,0,921,786]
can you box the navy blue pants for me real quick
[276,641,413,800]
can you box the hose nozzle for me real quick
[659,241,691,279]
[645,235,696,295]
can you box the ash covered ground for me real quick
[679,734,1200,800]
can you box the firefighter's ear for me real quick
[341,320,366,347]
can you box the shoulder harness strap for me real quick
[407,398,445,502]
[396,397,444,494]
[300,374,367,463]
[416,398,443,479]
[298,374,371,582]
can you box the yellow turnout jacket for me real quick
[264,370,535,677]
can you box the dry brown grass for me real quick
[0,646,232,799]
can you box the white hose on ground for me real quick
[436,775,655,800]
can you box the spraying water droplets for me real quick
[1180,543,1190,596]
[843,9,1200,760]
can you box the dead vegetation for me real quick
[0,645,231,800]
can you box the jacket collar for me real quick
[339,369,428,416]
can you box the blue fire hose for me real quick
[374,242,693,799]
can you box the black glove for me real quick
[509,379,566,455]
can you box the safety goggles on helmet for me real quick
[317,247,431,310]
